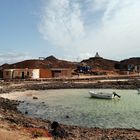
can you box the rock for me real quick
[65,115,70,119]
[25,111,28,114]
[51,121,59,130]
[33,96,38,100]
[50,121,68,138]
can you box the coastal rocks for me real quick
[1,79,140,94]
[50,121,68,138]
[0,97,20,112]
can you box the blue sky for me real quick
[0,0,140,64]
[0,0,55,64]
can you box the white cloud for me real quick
[39,0,140,60]
[92,0,110,11]
[39,0,85,47]
[0,52,31,65]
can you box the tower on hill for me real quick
[95,52,100,58]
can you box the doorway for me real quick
[22,72,25,79]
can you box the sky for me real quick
[0,0,140,64]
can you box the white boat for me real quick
[89,91,120,99]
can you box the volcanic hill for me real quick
[1,56,77,69]
[81,56,119,71]
[119,57,140,69]
[1,55,140,74]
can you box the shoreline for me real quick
[0,78,140,94]
[0,79,140,139]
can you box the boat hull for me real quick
[89,91,114,99]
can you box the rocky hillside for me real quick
[119,57,140,70]
[1,55,140,73]
[0,56,77,69]
[81,56,119,70]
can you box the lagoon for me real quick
[1,89,140,129]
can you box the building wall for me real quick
[32,69,40,79]
[40,69,72,78]
[3,69,40,79]
[51,69,72,78]
[12,69,33,79]
[3,68,72,79]
[61,69,71,77]
[3,69,13,79]
[40,69,52,78]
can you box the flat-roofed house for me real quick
[3,69,40,79]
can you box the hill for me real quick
[119,57,140,70]
[1,56,77,69]
[81,57,119,71]
[1,55,140,75]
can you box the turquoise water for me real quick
[18,89,140,128]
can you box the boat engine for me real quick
[113,92,121,98]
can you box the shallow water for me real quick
[1,89,140,128]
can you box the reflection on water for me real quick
[3,89,140,128]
